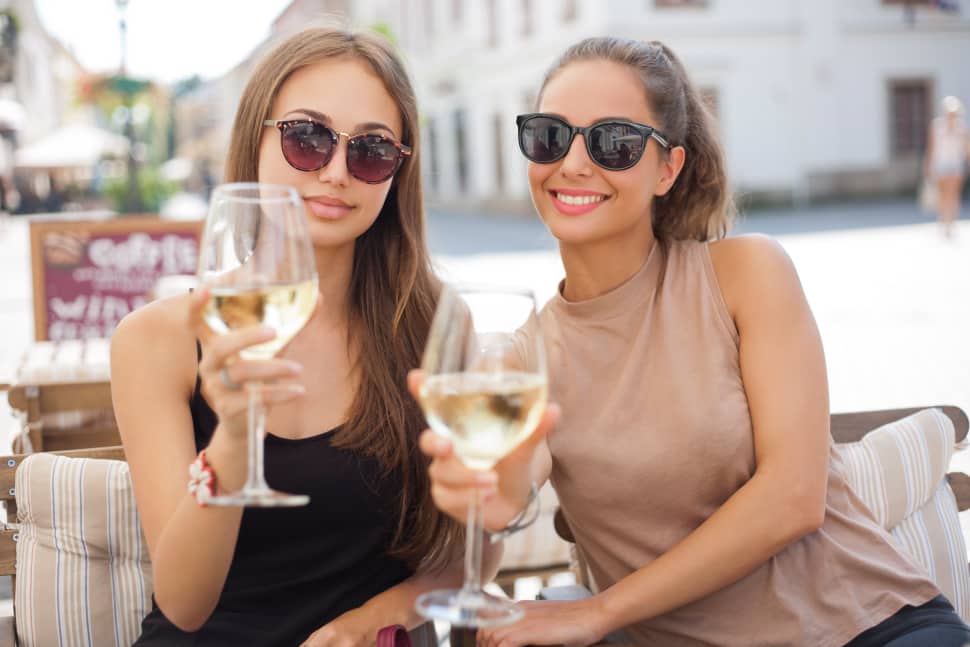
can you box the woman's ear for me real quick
[655,145,686,197]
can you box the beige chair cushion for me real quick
[838,407,970,621]
[15,453,152,646]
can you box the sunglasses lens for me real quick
[347,134,401,183]
[520,116,572,163]
[588,123,645,169]
[280,121,335,171]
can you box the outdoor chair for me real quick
[5,339,118,453]
[0,445,437,647]
[540,405,970,641]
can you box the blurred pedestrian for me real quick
[924,96,970,238]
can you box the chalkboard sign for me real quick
[30,216,201,341]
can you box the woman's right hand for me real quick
[408,370,559,531]
[188,286,306,444]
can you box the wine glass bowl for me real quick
[196,182,319,507]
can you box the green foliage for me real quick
[368,22,397,46]
[0,9,20,42]
[103,166,178,214]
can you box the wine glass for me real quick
[196,182,318,507]
[415,285,548,627]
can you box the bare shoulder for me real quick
[707,235,803,321]
[111,294,197,397]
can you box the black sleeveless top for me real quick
[134,355,413,646]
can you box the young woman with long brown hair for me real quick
[420,37,970,646]
[111,26,484,646]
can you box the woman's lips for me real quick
[549,189,609,216]
[304,196,353,220]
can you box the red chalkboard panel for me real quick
[29,216,201,341]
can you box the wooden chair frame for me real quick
[6,380,118,452]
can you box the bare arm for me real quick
[484,236,831,645]
[112,290,302,631]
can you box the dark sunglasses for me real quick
[264,119,412,184]
[516,113,671,171]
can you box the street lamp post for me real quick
[116,0,142,213]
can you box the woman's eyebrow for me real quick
[282,109,396,136]
[354,120,396,136]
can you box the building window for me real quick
[487,0,498,48]
[493,113,505,191]
[889,79,931,155]
[455,109,469,192]
[562,0,577,23]
[522,0,534,37]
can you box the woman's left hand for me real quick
[301,606,378,647]
[478,598,608,647]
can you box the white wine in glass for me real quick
[416,285,547,627]
[421,372,547,471]
[205,279,318,360]
[197,182,318,507]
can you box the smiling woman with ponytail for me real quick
[420,37,970,646]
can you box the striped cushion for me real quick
[15,453,152,647]
[838,408,970,621]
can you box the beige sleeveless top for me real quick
[539,240,938,646]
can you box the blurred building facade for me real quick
[173,0,970,209]
[0,0,81,144]
[399,0,970,209]
[0,0,88,212]
[172,0,383,184]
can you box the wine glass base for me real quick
[206,488,309,508]
[416,589,523,628]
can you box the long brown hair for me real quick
[538,37,734,241]
[225,27,460,571]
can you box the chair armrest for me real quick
[0,614,14,647]
[947,471,970,512]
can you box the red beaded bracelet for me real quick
[188,449,217,507]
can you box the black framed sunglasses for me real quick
[516,113,671,171]
[264,119,412,184]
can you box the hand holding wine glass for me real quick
[196,182,319,507]
[411,370,558,533]
[415,285,548,628]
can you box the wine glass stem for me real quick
[461,488,485,596]
[244,383,268,492]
